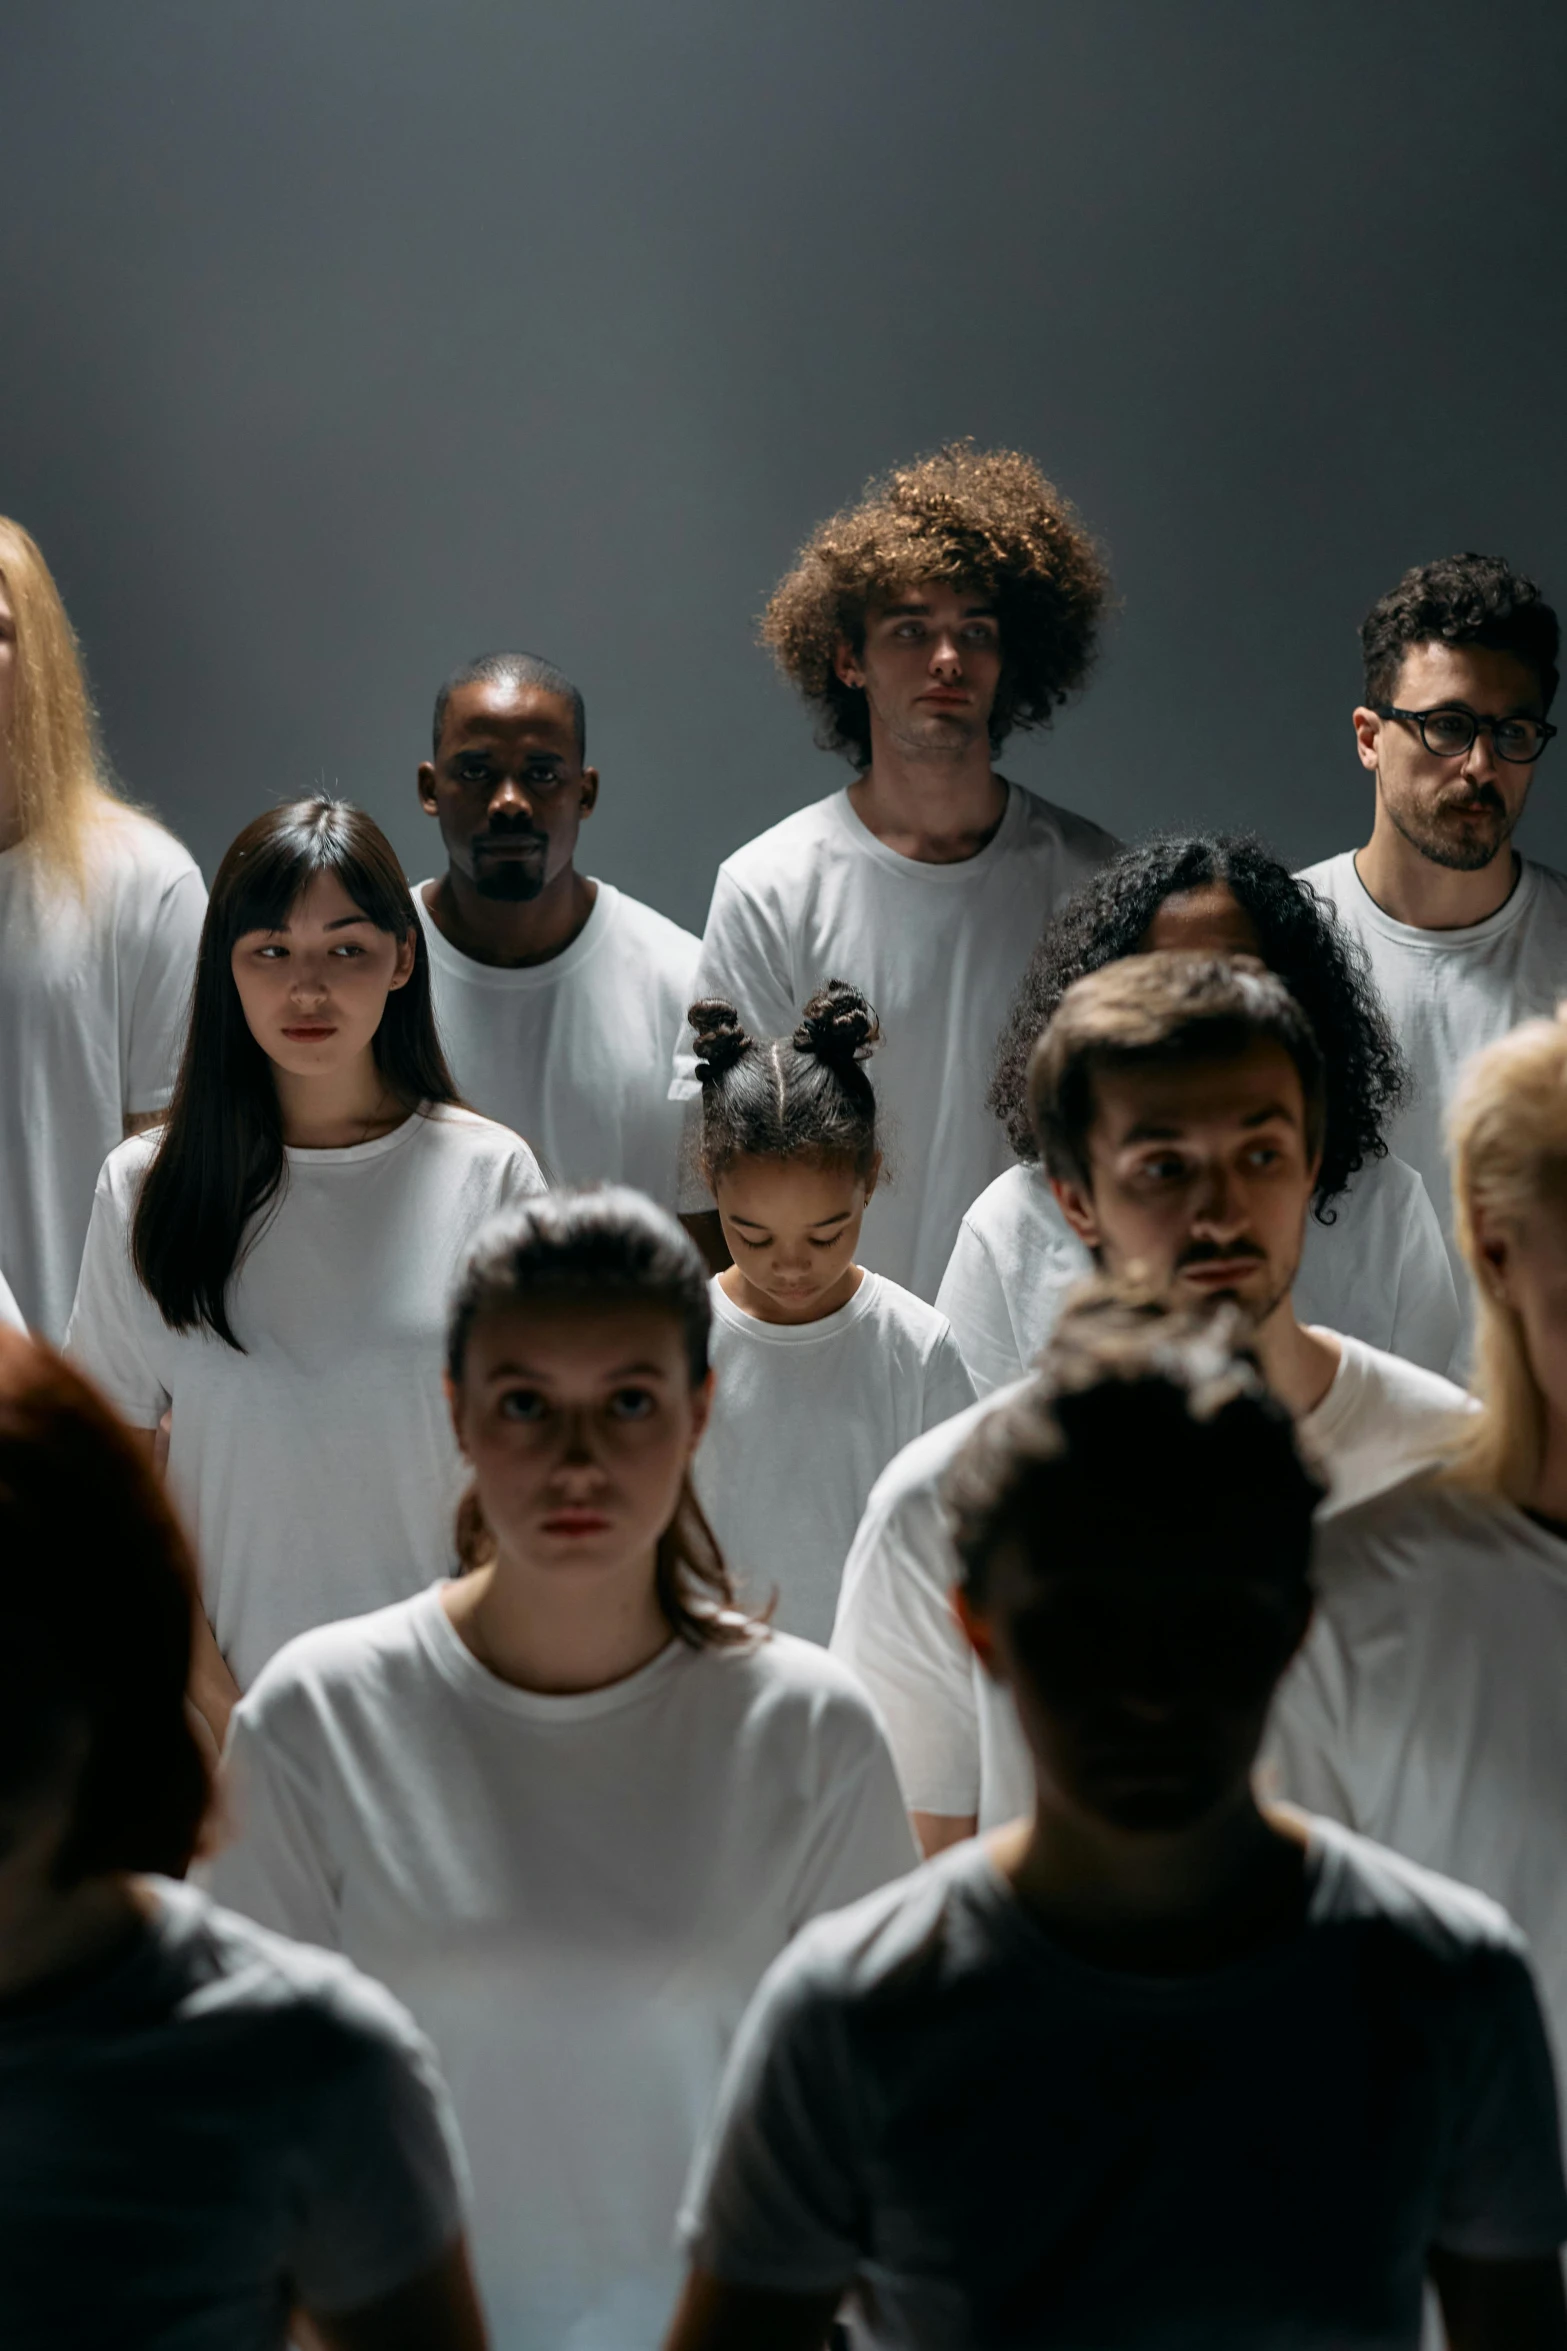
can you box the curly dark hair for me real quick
[1361,552,1559,710]
[760,441,1110,766]
[988,834,1408,1218]
[690,979,881,1185]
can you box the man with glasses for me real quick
[1300,554,1564,1331]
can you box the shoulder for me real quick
[1313,1471,1513,1586]
[92,803,203,891]
[1306,1815,1528,1968]
[1521,858,1567,921]
[959,1162,1062,1247]
[861,1379,1029,1523]
[236,1594,436,1738]
[1008,785,1120,870]
[95,1127,163,1207]
[1337,1332,1473,1420]
[1295,850,1357,903]
[416,1102,543,1175]
[767,1839,1000,2015]
[712,793,847,896]
[148,1877,434,2071]
[698,1627,896,1753]
[597,884,702,969]
[859,1272,959,1351]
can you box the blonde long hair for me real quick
[1448,1007,1567,1498]
[0,517,121,886]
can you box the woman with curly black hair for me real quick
[674,443,1118,1304]
[934,834,1460,1389]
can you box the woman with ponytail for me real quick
[689,982,975,1641]
[208,1186,917,2350]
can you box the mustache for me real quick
[1176,1238,1267,1270]
[1437,782,1506,815]
[472,829,548,852]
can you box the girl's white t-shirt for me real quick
[694,1271,977,1643]
[415,879,700,1207]
[672,783,1118,1300]
[207,1588,919,2351]
[1268,1479,1567,2104]
[0,1270,24,1335]
[936,1154,1461,1396]
[830,1333,1473,1830]
[0,809,207,1339]
[64,1105,544,1688]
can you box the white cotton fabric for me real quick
[679,1829,1567,2350]
[415,879,699,1206]
[672,784,1117,1300]
[0,1877,467,2351]
[1267,1478,1567,2107]
[1297,851,1567,1322]
[830,1336,1473,1828]
[0,810,206,1339]
[694,1272,977,1643]
[207,1589,919,2351]
[64,1106,544,1689]
[0,1268,24,1334]
[936,1154,1460,1395]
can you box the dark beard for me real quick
[1386,787,1517,874]
[471,858,546,902]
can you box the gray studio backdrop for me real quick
[3,1,1566,934]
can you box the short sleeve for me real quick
[124,862,206,1113]
[62,1157,172,1428]
[679,1946,865,2296]
[205,1698,344,1954]
[1386,1175,1463,1380]
[287,1983,469,2313]
[1260,1612,1360,1825]
[830,1479,980,1818]
[934,1220,1022,1395]
[1435,1940,1567,2258]
[786,1689,918,1934]
[498,1136,549,1202]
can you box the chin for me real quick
[1080,1770,1230,1835]
[473,865,547,903]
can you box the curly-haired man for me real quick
[673,444,1119,1300]
[1300,553,1565,1330]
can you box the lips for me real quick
[282,1025,336,1041]
[541,1510,612,1537]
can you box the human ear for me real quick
[1351,706,1382,774]
[686,1368,715,1455]
[417,759,440,816]
[386,929,418,993]
[833,637,867,690]
[1050,1172,1103,1253]
[1469,1202,1515,1303]
[444,1372,471,1460]
[578,767,600,819]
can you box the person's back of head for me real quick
[944,1285,1321,1833]
[0,516,121,887]
[0,1327,210,1888]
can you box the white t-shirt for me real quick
[207,1588,919,2351]
[1297,851,1567,1308]
[694,1272,977,1643]
[0,809,206,1340]
[936,1154,1460,1395]
[416,877,699,1207]
[830,1335,1473,1828]
[1268,1478,1567,2100]
[64,1106,544,1689]
[679,1828,1567,2350]
[0,1877,467,2350]
[0,1269,24,1334]
[673,783,1117,1300]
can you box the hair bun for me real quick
[688,998,753,1083]
[793,979,881,1067]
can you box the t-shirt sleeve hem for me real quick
[677,2222,857,2299]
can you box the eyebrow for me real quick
[248,910,375,937]
[1121,1101,1297,1143]
[877,600,998,620]
[482,1358,671,1382]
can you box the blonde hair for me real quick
[1448,1007,1567,1498]
[0,517,120,886]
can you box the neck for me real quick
[422,866,597,969]
[443,1544,672,1696]
[1354,812,1520,930]
[847,732,1006,864]
[271,1045,409,1150]
[1249,1294,1340,1419]
[997,1789,1305,1974]
[0,1871,146,2003]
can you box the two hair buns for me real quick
[688,979,880,1084]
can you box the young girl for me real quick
[0,1329,486,2351]
[688,982,975,1641]
[65,797,544,1737]
[207,1187,917,2349]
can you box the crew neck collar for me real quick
[1344,848,1537,948]
[413,1582,699,1720]
[709,1267,879,1343]
[415,877,613,988]
[281,1105,437,1167]
[828,779,1023,882]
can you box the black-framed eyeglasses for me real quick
[1375,703,1557,764]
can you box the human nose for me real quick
[489,772,537,823]
[553,1408,610,1485]
[928,630,964,679]
[1190,1159,1247,1236]
[288,957,330,1006]
[1461,726,1502,785]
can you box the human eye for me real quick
[1137,1153,1187,1184]
[1244,1142,1283,1169]
[962,620,997,643]
[608,1386,657,1421]
[736,1231,772,1251]
[330,940,368,958]
[892,619,925,639]
[808,1233,842,1250]
[526,762,564,789]
[497,1386,549,1423]
[253,941,287,960]
[1422,710,1472,753]
[1497,720,1544,759]
[455,758,492,784]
